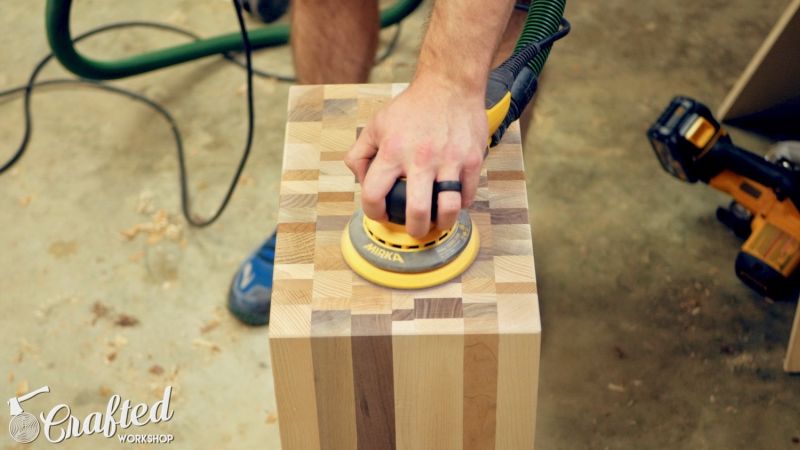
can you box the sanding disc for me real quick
[341,209,480,289]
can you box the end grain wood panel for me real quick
[270,84,541,449]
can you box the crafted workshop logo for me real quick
[7,385,175,444]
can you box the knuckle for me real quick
[412,142,435,167]
[343,154,355,170]
[408,203,429,220]
[438,194,461,214]
[377,140,402,161]
[463,150,483,172]
[408,223,427,238]
[361,189,382,205]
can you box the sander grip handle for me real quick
[385,178,442,225]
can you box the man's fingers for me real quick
[405,170,436,238]
[435,166,463,231]
[345,125,378,183]
[460,149,484,208]
[361,158,402,221]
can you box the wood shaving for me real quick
[166,10,188,25]
[239,173,255,186]
[121,209,184,245]
[607,383,626,393]
[16,380,29,397]
[115,314,140,327]
[200,318,221,334]
[18,195,32,207]
[149,365,165,375]
[110,335,128,348]
[129,251,145,262]
[192,338,221,353]
[136,191,156,215]
[91,302,110,325]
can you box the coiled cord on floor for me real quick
[0,3,403,226]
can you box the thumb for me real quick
[345,125,378,184]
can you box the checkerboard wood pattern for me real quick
[269,84,541,450]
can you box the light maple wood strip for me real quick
[494,255,536,283]
[311,335,358,450]
[282,144,320,171]
[495,332,540,450]
[273,263,314,280]
[394,333,465,450]
[270,336,322,450]
[312,270,354,298]
[488,180,529,209]
[320,129,357,151]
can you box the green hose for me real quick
[515,0,567,77]
[45,0,422,80]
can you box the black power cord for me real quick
[0,3,252,228]
[190,0,253,227]
[0,3,403,226]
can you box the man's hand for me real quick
[345,76,487,238]
[344,0,515,239]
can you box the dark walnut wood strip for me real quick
[415,297,464,319]
[487,170,526,181]
[351,315,396,450]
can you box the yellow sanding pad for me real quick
[341,210,480,290]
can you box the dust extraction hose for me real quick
[489,0,567,145]
[516,0,567,77]
[45,0,423,80]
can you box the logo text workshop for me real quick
[7,385,174,444]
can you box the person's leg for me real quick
[493,2,538,140]
[229,0,380,326]
[493,3,528,68]
[228,232,276,326]
[291,0,380,84]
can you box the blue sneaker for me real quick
[228,232,277,326]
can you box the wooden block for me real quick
[785,300,800,372]
[269,84,542,449]
[718,0,800,122]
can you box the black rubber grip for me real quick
[385,179,461,225]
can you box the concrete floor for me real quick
[1,0,799,449]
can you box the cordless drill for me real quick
[647,96,800,298]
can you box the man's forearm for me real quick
[414,0,516,94]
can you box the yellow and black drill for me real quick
[648,96,800,298]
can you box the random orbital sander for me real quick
[342,10,570,289]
